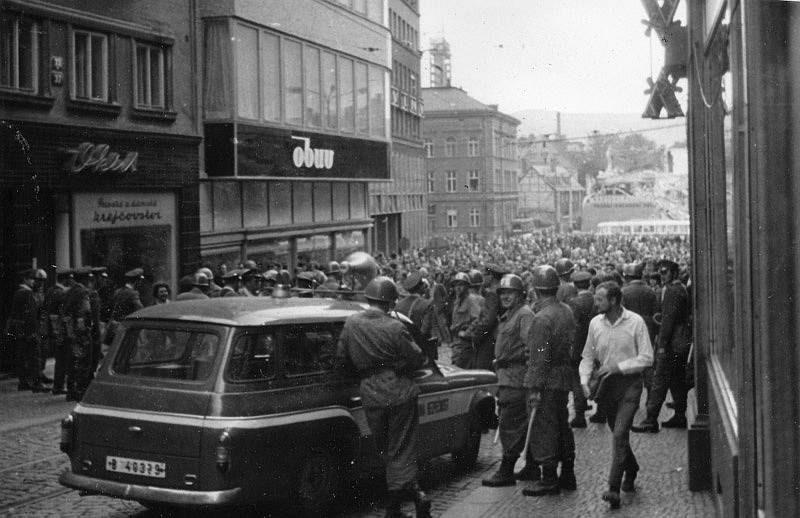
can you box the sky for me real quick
[419,0,688,115]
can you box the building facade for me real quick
[197,0,390,272]
[423,37,451,88]
[369,0,426,256]
[517,163,584,231]
[1,0,202,312]
[422,87,519,240]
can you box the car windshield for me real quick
[113,326,220,381]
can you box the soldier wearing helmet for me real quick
[396,272,437,360]
[554,258,578,304]
[621,263,657,352]
[449,272,482,369]
[240,269,261,297]
[482,273,534,488]
[520,265,578,497]
[336,277,431,518]
[5,269,49,392]
[175,272,210,301]
[197,267,221,298]
[472,264,507,372]
[566,270,597,428]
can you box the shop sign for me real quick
[73,192,175,229]
[64,142,139,174]
[291,136,334,169]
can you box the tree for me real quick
[608,133,664,172]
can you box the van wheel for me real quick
[296,450,338,517]
[452,413,481,471]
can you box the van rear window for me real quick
[114,327,220,381]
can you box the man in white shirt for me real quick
[580,281,653,509]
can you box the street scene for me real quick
[4,0,800,517]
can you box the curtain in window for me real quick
[204,21,232,119]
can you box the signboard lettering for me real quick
[291,136,334,170]
[64,142,138,174]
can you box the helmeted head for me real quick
[554,258,575,279]
[197,267,215,283]
[326,261,341,276]
[364,276,399,309]
[498,273,525,308]
[191,272,210,291]
[343,251,379,291]
[468,269,484,288]
[532,265,560,291]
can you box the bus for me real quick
[595,219,690,236]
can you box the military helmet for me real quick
[532,265,560,290]
[451,272,471,286]
[262,269,279,282]
[191,272,210,287]
[622,262,639,278]
[498,274,525,292]
[364,276,399,303]
[554,258,575,277]
[326,261,341,275]
[468,269,484,287]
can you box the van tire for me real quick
[452,412,481,471]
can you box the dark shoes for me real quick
[514,463,540,481]
[588,412,606,424]
[631,419,660,433]
[522,479,560,497]
[662,415,688,429]
[52,388,67,396]
[413,489,431,518]
[666,401,675,409]
[558,470,577,491]
[30,382,49,393]
[602,490,621,509]
[482,456,517,487]
[569,416,587,428]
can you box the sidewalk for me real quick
[440,391,715,517]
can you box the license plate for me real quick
[105,456,166,478]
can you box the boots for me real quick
[522,463,560,496]
[482,455,517,487]
[384,490,410,518]
[413,489,431,518]
[514,462,540,481]
[559,459,577,490]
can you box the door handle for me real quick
[128,426,142,434]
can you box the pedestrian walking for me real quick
[482,274,535,488]
[336,276,431,518]
[580,281,653,509]
[522,265,577,497]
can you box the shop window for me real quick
[446,171,457,192]
[338,56,355,132]
[269,182,292,225]
[235,24,259,119]
[248,239,290,269]
[297,234,331,265]
[134,41,168,109]
[322,51,337,129]
[72,29,108,101]
[199,182,213,232]
[243,181,268,228]
[0,13,39,93]
[213,181,242,231]
[304,45,321,127]
[336,230,364,259]
[332,183,349,220]
[256,32,280,121]
[294,182,313,223]
[283,39,303,125]
[369,65,386,137]
[350,183,366,219]
[313,182,332,222]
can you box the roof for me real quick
[422,87,520,124]
[127,297,367,327]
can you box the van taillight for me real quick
[215,430,231,472]
[60,415,74,453]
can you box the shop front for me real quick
[0,121,200,307]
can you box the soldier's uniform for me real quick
[6,272,46,391]
[62,285,93,401]
[449,287,481,369]
[45,270,72,394]
[336,277,430,517]
[106,268,145,347]
[474,264,506,371]
[567,272,596,425]
[396,272,436,360]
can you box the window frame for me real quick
[225,330,277,383]
[71,28,109,102]
[280,323,342,378]
[0,12,39,93]
[133,39,169,110]
[424,139,433,158]
[446,209,458,228]
[469,208,480,227]
[446,170,457,192]
[468,137,479,157]
[445,137,456,157]
[468,170,479,191]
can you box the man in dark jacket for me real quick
[46,267,73,395]
[6,269,48,392]
[473,264,506,370]
[482,274,535,488]
[523,265,577,497]
[567,270,595,428]
[622,262,658,396]
[106,268,145,347]
[336,277,431,518]
[396,272,436,360]
[449,272,481,369]
[632,259,691,432]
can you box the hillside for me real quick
[512,109,686,148]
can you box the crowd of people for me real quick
[3,229,691,514]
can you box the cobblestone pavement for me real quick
[0,352,715,517]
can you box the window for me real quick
[468,137,479,157]
[368,65,385,137]
[304,45,321,126]
[283,325,340,376]
[446,170,457,192]
[468,170,479,191]
[0,13,39,92]
[235,25,258,118]
[227,332,275,381]
[470,208,480,227]
[446,209,458,228]
[322,51,337,129]
[338,56,355,132]
[135,42,166,109]
[115,327,220,382]
[355,62,368,133]
[261,32,281,121]
[428,171,435,192]
[428,203,436,215]
[72,29,108,101]
[283,39,303,125]
[424,139,433,158]
[445,137,456,157]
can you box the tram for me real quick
[595,219,690,236]
[687,1,800,516]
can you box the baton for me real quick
[493,396,501,444]
[519,400,538,462]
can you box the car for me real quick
[58,297,497,515]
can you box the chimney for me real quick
[556,111,561,136]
